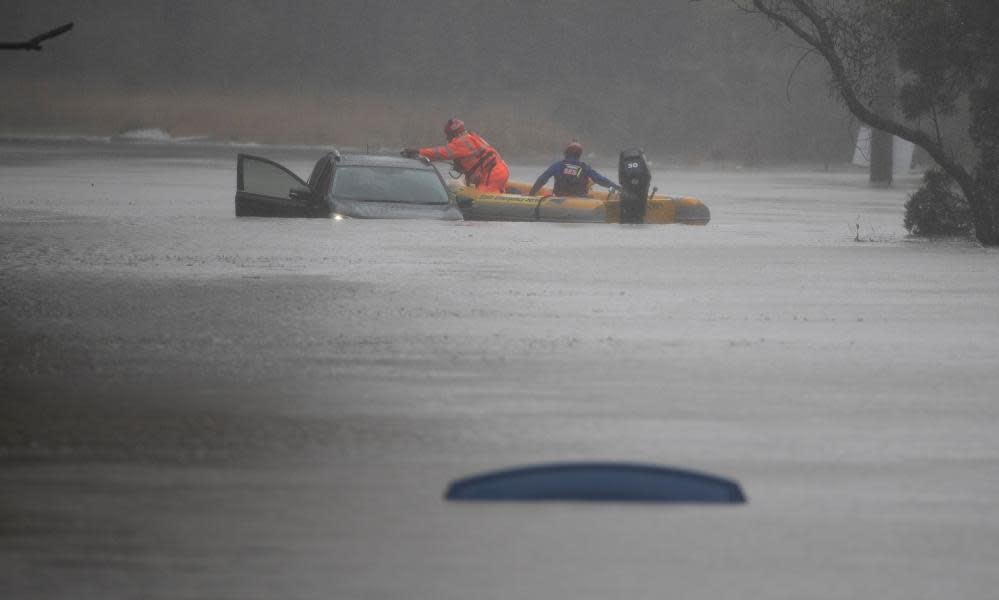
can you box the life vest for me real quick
[553,160,591,197]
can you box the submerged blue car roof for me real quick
[445,462,747,503]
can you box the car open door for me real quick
[235,154,317,217]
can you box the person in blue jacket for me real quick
[529,141,621,197]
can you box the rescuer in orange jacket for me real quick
[402,119,509,193]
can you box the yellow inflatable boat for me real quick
[450,181,710,224]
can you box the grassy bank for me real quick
[0,82,576,154]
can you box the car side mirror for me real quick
[289,185,311,203]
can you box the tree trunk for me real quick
[939,166,998,245]
[969,84,999,245]
[869,128,893,185]
[870,22,895,185]
[968,174,999,245]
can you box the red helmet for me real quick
[444,118,466,140]
[564,141,583,159]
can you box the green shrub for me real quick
[904,169,973,236]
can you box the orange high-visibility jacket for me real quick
[418,131,506,183]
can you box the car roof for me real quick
[335,153,434,169]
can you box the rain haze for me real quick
[2,2,999,600]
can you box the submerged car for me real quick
[235,152,463,220]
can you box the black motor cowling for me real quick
[618,148,651,224]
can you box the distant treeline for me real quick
[1,0,857,163]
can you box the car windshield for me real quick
[332,166,449,205]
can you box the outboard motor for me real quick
[618,148,651,224]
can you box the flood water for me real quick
[3,138,999,599]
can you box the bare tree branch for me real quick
[0,23,74,51]
[751,0,975,194]
[786,48,818,102]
